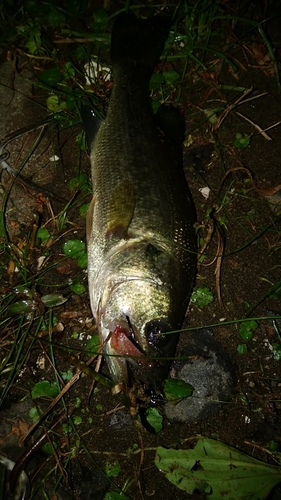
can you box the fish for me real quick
[81,12,197,399]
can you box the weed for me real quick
[155,438,281,500]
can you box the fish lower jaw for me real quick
[102,324,155,391]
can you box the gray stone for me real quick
[165,330,236,423]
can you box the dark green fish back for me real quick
[111,12,171,83]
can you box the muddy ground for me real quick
[0,2,281,500]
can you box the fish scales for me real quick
[82,12,197,394]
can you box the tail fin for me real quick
[111,12,171,80]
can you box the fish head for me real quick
[99,277,180,394]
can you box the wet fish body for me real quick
[82,13,196,392]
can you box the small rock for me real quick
[109,409,132,431]
[165,330,236,423]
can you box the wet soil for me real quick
[0,2,281,500]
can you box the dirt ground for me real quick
[0,2,281,500]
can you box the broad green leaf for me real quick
[32,381,59,399]
[204,109,218,124]
[42,441,58,455]
[268,441,279,452]
[29,406,43,422]
[8,300,33,315]
[61,369,73,381]
[74,44,91,63]
[164,69,179,85]
[85,335,100,355]
[73,415,82,425]
[25,33,41,54]
[155,438,281,499]
[69,281,86,294]
[77,252,87,268]
[41,293,68,307]
[237,343,247,354]
[68,172,89,190]
[14,285,33,298]
[164,378,193,404]
[190,287,214,307]
[39,68,62,86]
[63,239,85,258]
[65,94,76,109]
[64,61,75,80]
[62,423,71,434]
[36,227,51,243]
[46,95,67,111]
[146,407,163,433]
[240,330,254,342]
[79,203,90,216]
[149,72,164,90]
[75,397,81,409]
[239,320,258,342]
[233,132,250,149]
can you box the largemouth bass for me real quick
[81,12,196,397]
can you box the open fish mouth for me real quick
[104,316,178,396]
[110,320,153,371]
[107,322,153,398]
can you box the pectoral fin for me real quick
[106,180,135,239]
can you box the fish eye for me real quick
[145,319,171,349]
